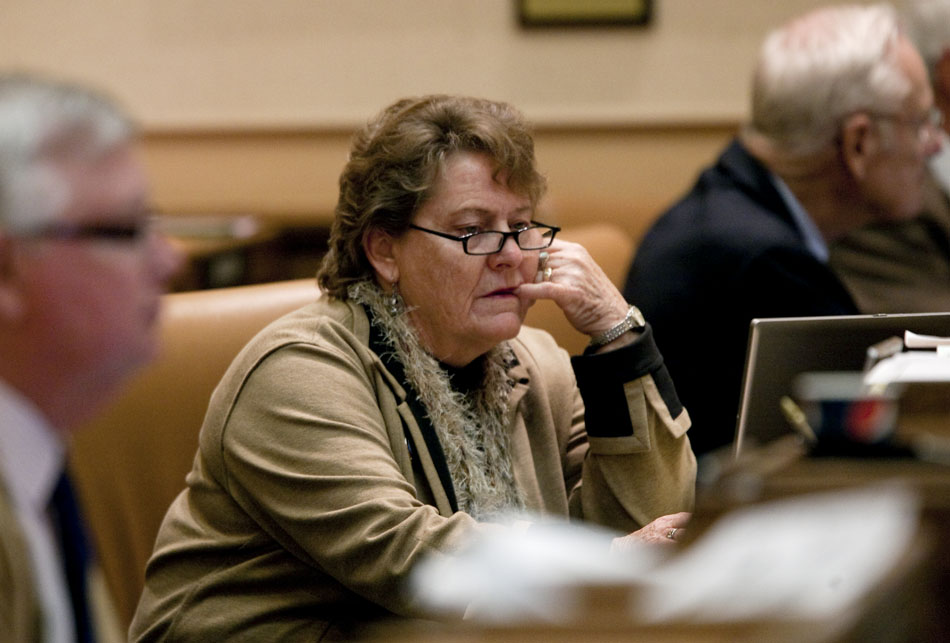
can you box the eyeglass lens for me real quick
[20,217,155,242]
[466,226,554,254]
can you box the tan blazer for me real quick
[0,478,123,643]
[0,480,42,642]
[130,298,695,641]
[830,172,950,314]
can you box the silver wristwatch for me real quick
[588,305,646,348]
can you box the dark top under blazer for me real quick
[623,139,858,455]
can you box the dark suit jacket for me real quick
[829,171,950,314]
[623,139,858,455]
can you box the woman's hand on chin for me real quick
[517,239,633,338]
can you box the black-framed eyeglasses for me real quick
[9,215,156,244]
[408,221,560,255]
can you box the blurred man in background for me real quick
[623,4,941,456]
[830,0,950,313]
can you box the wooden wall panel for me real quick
[143,122,737,244]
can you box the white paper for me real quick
[904,330,950,348]
[864,351,950,385]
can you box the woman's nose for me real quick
[489,232,524,268]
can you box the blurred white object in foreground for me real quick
[409,517,665,624]
[409,484,919,627]
[634,483,919,624]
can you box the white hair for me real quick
[744,3,911,158]
[903,0,950,76]
[0,73,135,231]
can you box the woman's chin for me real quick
[485,313,526,342]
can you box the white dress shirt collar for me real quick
[768,171,830,263]
[0,377,75,643]
[0,377,65,511]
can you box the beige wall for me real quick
[0,0,872,240]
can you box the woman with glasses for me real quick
[131,94,695,641]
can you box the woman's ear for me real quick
[839,111,878,181]
[362,227,400,285]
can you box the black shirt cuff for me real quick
[571,323,683,438]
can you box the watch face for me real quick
[631,306,645,328]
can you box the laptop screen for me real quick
[732,312,950,456]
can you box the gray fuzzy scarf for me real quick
[349,281,524,519]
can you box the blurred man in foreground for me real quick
[0,73,182,642]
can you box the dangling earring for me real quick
[387,282,401,316]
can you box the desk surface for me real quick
[692,437,950,642]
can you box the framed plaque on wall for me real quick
[518,0,652,27]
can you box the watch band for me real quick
[588,305,645,348]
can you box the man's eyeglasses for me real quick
[9,216,156,243]
[408,222,560,255]
[869,106,944,145]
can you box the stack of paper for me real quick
[864,331,950,386]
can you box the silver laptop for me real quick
[732,312,950,456]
